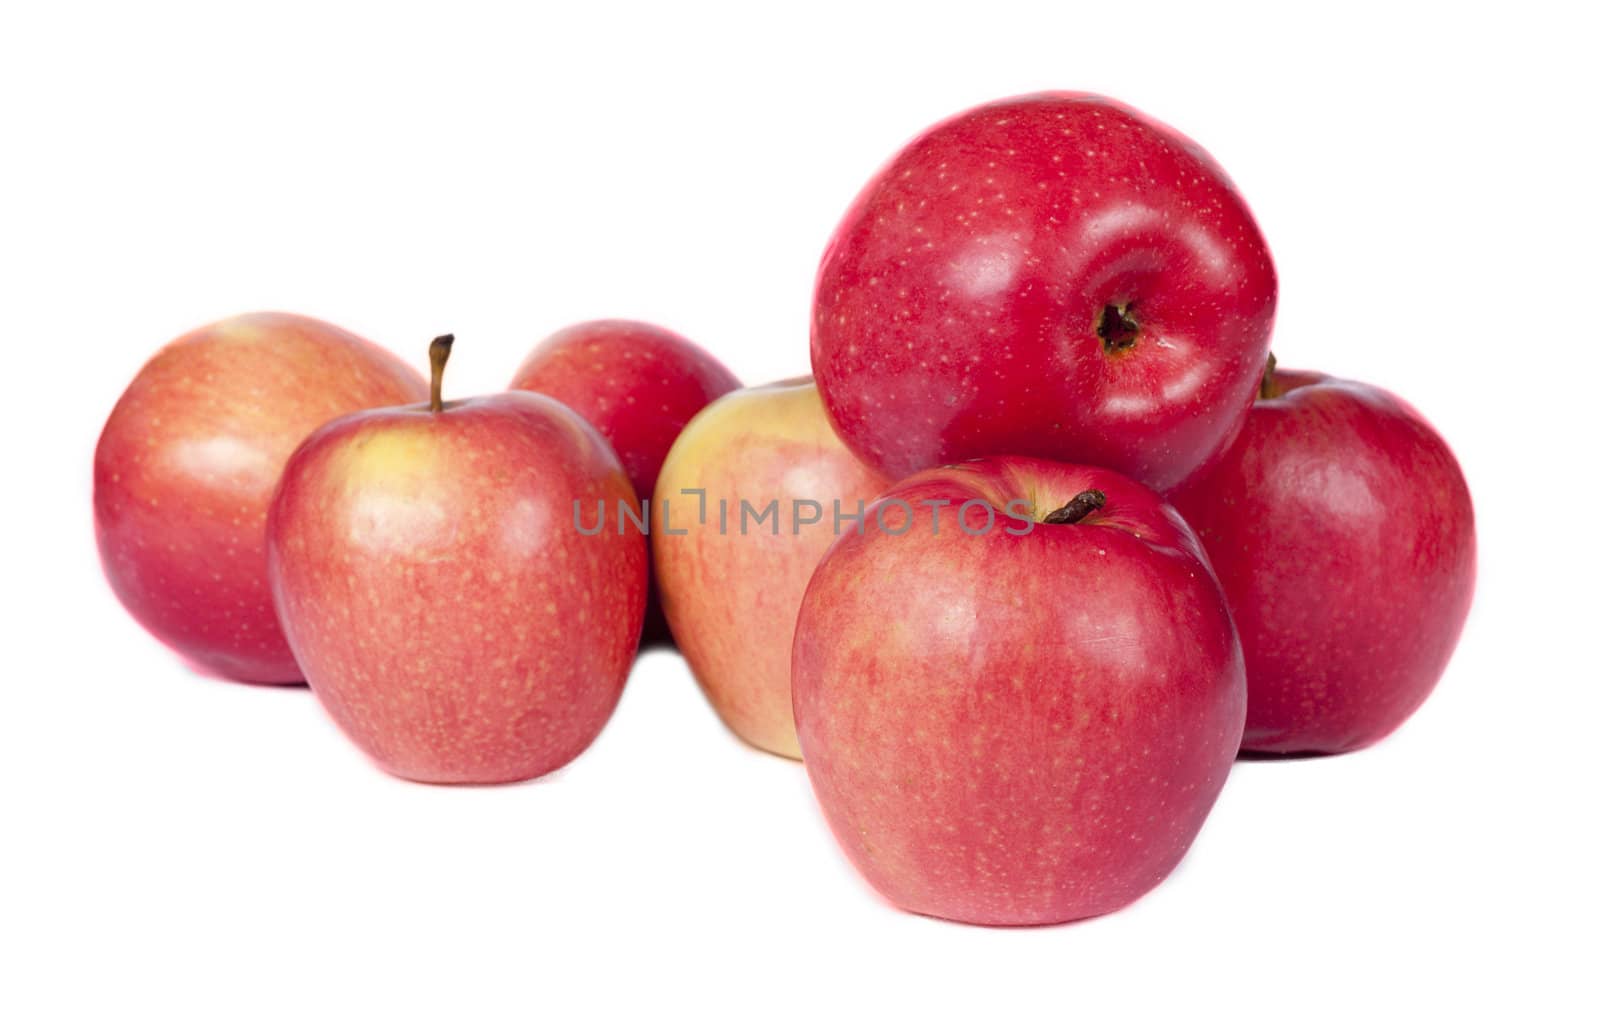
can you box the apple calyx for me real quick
[428,334,456,413]
[1041,489,1107,525]
[1096,303,1139,354]
[1258,351,1280,400]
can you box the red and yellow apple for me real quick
[1171,361,1476,754]
[653,378,890,757]
[267,337,646,783]
[792,457,1245,925]
[94,312,426,683]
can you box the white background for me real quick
[2,1,1595,1021]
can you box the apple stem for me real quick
[1258,351,1279,400]
[1041,489,1107,525]
[428,334,455,413]
[1097,303,1139,353]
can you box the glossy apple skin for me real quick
[811,92,1277,492]
[792,457,1245,925]
[653,378,890,758]
[509,320,740,500]
[94,313,427,683]
[267,391,646,783]
[1170,371,1475,755]
[510,320,740,644]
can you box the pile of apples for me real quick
[94,93,1475,927]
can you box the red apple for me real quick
[811,92,1277,492]
[94,312,427,683]
[509,319,740,642]
[267,337,646,783]
[509,320,740,500]
[792,457,1245,925]
[652,377,890,757]
[1170,361,1476,754]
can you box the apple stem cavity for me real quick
[1097,303,1139,354]
[1258,351,1280,400]
[428,334,456,413]
[1042,489,1107,525]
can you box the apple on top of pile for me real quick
[95,92,1474,927]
